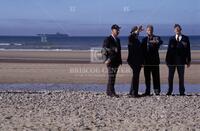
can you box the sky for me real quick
[0,0,199,36]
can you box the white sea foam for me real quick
[0,43,10,46]
[13,43,22,46]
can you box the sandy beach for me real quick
[0,50,200,130]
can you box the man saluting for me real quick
[102,24,122,97]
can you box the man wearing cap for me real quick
[166,24,191,96]
[102,24,122,97]
[127,25,145,97]
[142,25,163,96]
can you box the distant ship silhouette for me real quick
[37,32,69,38]
[37,32,69,42]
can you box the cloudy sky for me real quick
[0,0,199,36]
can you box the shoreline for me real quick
[0,83,199,94]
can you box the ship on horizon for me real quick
[37,32,69,38]
[37,32,69,43]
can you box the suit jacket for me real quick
[166,35,191,65]
[102,35,122,67]
[142,35,163,65]
[127,33,145,67]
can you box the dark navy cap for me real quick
[111,24,121,30]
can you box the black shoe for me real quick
[142,92,151,96]
[128,94,141,98]
[113,94,120,98]
[166,92,172,96]
[107,93,119,98]
[155,93,160,96]
[180,93,185,96]
[154,90,160,96]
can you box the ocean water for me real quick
[0,35,200,50]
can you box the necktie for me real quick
[177,35,179,42]
[114,37,117,43]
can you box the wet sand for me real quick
[0,63,199,84]
[0,50,199,84]
[0,50,200,63]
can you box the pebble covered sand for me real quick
[0,91,200,130]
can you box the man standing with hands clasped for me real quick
[102,24,122,97]
[166,24,191,96]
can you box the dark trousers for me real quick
[168,65,185,94]
[107,66,118,95]
[129,65,142,95]
[144,65,161,94]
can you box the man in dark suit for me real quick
[127,25,145,97]
[102,24,122,97]
[142,25,163,96]
[166,24,191,96]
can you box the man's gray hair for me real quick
[146,25,154,30]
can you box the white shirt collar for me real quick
[176,34,182,41]
[111,34,117,41]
